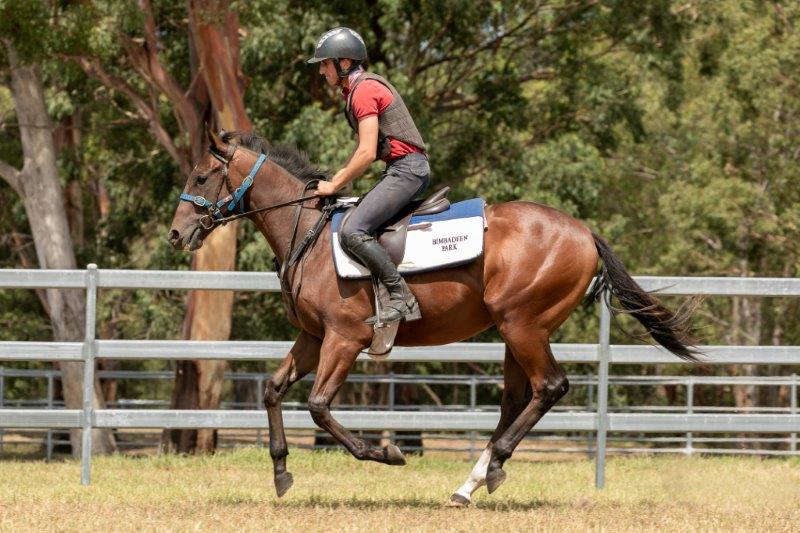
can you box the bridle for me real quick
[177,142,341,323]
[178,144,321,230]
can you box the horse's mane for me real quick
[220,130,330,183]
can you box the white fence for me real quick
[3,368,797,461]
[0,266,799,487]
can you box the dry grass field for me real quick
[1,448,798,531]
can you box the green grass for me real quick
[1,448,799,531]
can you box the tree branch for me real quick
[72,56,191,176]
[0,158,22,195]
[131,0,203,163]
[414,7,542,74]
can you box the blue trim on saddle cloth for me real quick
[331,197,486,233]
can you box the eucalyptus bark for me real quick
[73,1,255,454]
[161,2,252,453]
[0,40,115,456]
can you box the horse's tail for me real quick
[585,232,701,363]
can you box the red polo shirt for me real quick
[343,79,425,162]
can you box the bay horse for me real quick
[168,130,698,505]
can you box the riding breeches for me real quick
[340,152,430,240]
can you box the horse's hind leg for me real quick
[307,329,406,465]
[448,346,532,507]
[265,331,321,497]
[484,330,568,494]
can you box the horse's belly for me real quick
[394,271,492,346]
[394,310,493,346]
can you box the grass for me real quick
[1,448,799,531]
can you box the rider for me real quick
[309,27,430,324]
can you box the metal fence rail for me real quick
[1,266,799,487]
[3,368,797,459]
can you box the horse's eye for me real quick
[197,175,208,185]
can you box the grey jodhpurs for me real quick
[340,152,430,240]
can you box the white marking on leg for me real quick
[453,447,492,502]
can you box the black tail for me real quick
[586,233,701,363]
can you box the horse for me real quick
[168,130,698,506]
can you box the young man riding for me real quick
[308,27,430,324]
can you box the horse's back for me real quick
[485,200,596,247]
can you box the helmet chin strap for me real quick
[334,58,361,82]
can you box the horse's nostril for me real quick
[168,229,180,243]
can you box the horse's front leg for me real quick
[265,331,321,497]
[307,329,406,466]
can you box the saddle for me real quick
[338,186,452,264]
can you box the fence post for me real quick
[388,372,396,411]
[686,376,694,456]
[387,371,396,445]
[469,376,477,460]
[595,304,611,489]
[81,264,98,486]
[47,371,54,461]
[0,366,4,455]
[256,375,264,447]
[791,373,797,453]
[587,376,595,458]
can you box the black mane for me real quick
[220,130,330,183]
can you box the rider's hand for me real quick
[314,180,338,197]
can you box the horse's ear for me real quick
[205,124,225,151]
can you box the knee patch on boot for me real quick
[341,232,373,253]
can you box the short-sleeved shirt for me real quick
[343,79,425,162]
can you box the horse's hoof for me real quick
[383,444,407,466]
[446,493,471,507]
[274,471,294,498]
[485,467,506,494]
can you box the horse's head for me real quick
[168,129,238,251]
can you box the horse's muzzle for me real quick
[168,229,182,249]
[167,226,205,251]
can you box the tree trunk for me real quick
[73,1,252,454]
[0,40,115,456]
[160,3,252,453]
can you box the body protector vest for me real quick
[344,73,426,161]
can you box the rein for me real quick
[207,193,323,228]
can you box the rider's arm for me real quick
[328,115,378,192]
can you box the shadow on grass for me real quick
[0,451,74,463]
[273,496,555,511]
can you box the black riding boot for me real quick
[343,234,420,324]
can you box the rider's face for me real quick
[319,59,339,87]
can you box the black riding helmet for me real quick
[307,27,367,78]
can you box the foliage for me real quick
[1,1,798,408]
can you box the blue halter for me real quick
[179,152,267,223]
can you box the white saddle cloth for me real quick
[331,198,487,279]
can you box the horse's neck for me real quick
[241,156,319,260]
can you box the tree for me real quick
[56,0,254,452]
[0,36,115,456]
